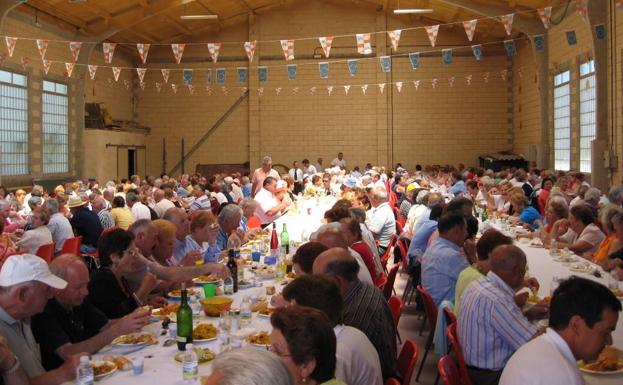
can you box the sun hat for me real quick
[67,195,86,208]
[0,254,67,289]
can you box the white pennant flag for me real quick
[207,43,221,63]
[538,7,552,29]
[5,37,17,57]
[36,39,48,61]
[327,86,333,96]
[65,62,75,78]
[424,25,439,47]
[88,65,97,80]
[244,41,256,62]
[171,43,185,64]
[280,39,294,61]
[361,84,368,95]
[137,43,150,64]
[318,36,334,58]
[387,30,402,51]
[395,81,403,93]
[161,69,170,84]
[500,14,514,36]
[112,67,121,82]
[344,85,351,95]
[42,59,52,75]
[378,83,386,94]
[356,33,372,54]
[69,41,82,62]
[102,42,116,63]
[413,80,420,90]
[136,68,147,84]
[463,20,477,42]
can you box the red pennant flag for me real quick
[387,30,402,51]
[244,41,256,62]
[538,7,552,29]
[112,66,121,82]
[36,39,48,60]
[171,44,185,64]
[161,69,170,84]
[42,59,52,75]
[318,36,334,58]
[65,62,75,77]
[5,37,17,57]
[103,42,116,63]
[280,39,294,61]
[137,43,150,64]
[500,14,514,36]
[205,85,212,95]
[463,20,477,42]
[207,43,221,63]
[221,86,228,96]
[88,65,97,80]
[136,68,146,84]
[424,25,439,47]
[356,33,372,54]
[69,41,82,62]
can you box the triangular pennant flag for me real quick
[409,52,420,69]
[161,69,170,84]
[257,87,264,97]
[484,72,490,83]
[20,57,28,71]
[318,36,334,58]
[379,56,391,73]
[171,43,185,64]
[472,45,483,60]
[378,83,385,94]
[533,35,545,52]
[36,39,48,61]
[102,42,116,63]
[244,41,256,62]
[42,59,52,75]
[442,49,452,65]
[207,43,221,63]
[463,20,477,42]
[431,79,438,89]
[344,85,351,95]
[538,7,552,29]
[155,82,162,93]
[171,84,178,94]
[88,65,97,80]
[319,62,329,79]
[501,69,508,81]
[216,68,226,84]
[504,40,517,56]
[123,79,130,90]
[327,86,333,96]
[347,59,358,76]
[310,86,316,95]
[413,80,420,90]
[188,84,195,95]
[395,82,403,93]
[424,25,439,47]
[69,41,82,62]
[258,66,268,82]
[576,0,588,21]
[566,31,577,46]
[292,87,299,95]
[280,39,294,61]
[206,85,212,95]
[183,69,193,85]
[139,82,145,91]
[275,87,282,95]
[356,33,372,54]
[221,86,228,96]
[500,14,514,36]
[237,67,248,83]
[387,29,402,51]
[466,75,472,85]
[112,66,121,82]
[136,68,147,84]
[65,62,75,78]
[287,64,297,81]
[241,87,248,95]
[448,76,455,87]
[137,43,150,64]
[5,37,17,57]
[361,84,368,95]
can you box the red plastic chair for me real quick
[438,355,461,385]
[384,263,401,301]
[415,285,439,382]
[388,295,404,343]
[443,307,457,327]
[60,236,82,256]
[447,323,473,385]
[380,235,397,272]
[375,273,388,290]
[397,339,420,385]
[35,243,55,263]
[384,378,401,385]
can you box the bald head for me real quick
[312,247,360,294]
[49,254,90,308]
[315,224,349,249]
[489,244,527,290]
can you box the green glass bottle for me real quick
[176,282,193,351]
[280,223,290,256]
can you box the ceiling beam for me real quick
[24,0,88,29]
[164,14,194,35]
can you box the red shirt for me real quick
[351,241,378,279]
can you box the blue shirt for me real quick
[450,180,467,196]
[239,216,249,232]
[458,271,538,370]
[242,184,252,198]
[216,228,228,251]
[407,219,438,264]
[175,235,221,264]
[518,206,541,228]
[421,237,469,307]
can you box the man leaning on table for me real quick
[0,254,85,385]
[500,276,621,385]
[254,177,291,227]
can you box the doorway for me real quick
[128,149,137,179]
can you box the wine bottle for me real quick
[270,224,279,256]
[176,282,193,351]
[227,249,238,293]
[280,223,289,256]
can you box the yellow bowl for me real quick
[200,297,233,317]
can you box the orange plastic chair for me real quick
[415,285,439,382]
[60,236,82,256]
[388,295,405,343]
[437,355,461,385]
[397,339,420,385]
[384,263,401,301]
[447,323,473,385]
[35,243,55,263]
[247,215,261,229]
[380,235,397,272]
[375,273,388,290]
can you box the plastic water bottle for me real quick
[182,343,198,383]
[549,239,558,257]
[76,355,94,385]
[240,296,252,326]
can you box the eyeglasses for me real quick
[268,345,291,357]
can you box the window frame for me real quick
[41,79,70,175]
[578,60,596,174]
[0,68,29,176]
[553,69,571,172]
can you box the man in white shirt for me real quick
[126,191,151,221]
[500,276,621,385]
[301,159,317,178]
[366,187,396,256]
[251,156,280,197]
[288,161,303,182]
[43,198,74,254]
[153,189,175,218]
[315,157,325,173]
[254,177,290,226]
[331,152,346,169]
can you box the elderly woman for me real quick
[508,192,541,229]
[13,208,52,254]
[183,210,219,263]
[592,206,622,264]
[89,228,164,318]
[110,196,134,230]
[537,176,555,215]
[239,197,258,232]
[202,348,294,385]
[270,306,347,385]
[341,218,378,280]
[549,204,605,259]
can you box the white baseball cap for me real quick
[0,254,67,289]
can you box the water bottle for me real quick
[76,355,94,385]
[549,239,558,257]
[240,296,252,326]
[182,343,198,382]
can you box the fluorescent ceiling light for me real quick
[393,9,433,14]
[180,14,218,20]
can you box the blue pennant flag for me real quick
[566,31,577,45]
[471,45,482,60]
[347,59,358,76]
[237,67,248,83]
[319,62,329,79]
[379,56,391,73]
[182,69,193,85]
[206,69,212,84]
[408,52,420,69]
[442,49,452,65]
[216,68,226,84]
[258,66,267,82]
[287,64,297,80]
[533,35,545,52]
[504,40,517,57]
[595,24,606,40]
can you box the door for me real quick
[128,149,137,179]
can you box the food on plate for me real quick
[103,356,132,371]
[529,238,544,247]
[193,275,222,283]
[168,288,199,297]
[175,347,215,364]
[265,286,276,295]
[193,323,218,340]
[92,361,116,376]
[251,299,268,313]
[578,346,623,372]
[201,296,234,317]
[246,331,271,345]
[258,307,274,317]
[612,289,623,298]
[111,332,157,345]
[152,303,180,317]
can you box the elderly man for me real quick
[126,191,150,221]
[32,255,151,370]
[251,156,280,197]
[43,199,73,254]
[366,187,396,256]
[459,245,548,385]
[314,224,373,284]
[153,189,175,218]
[189,185,212,211]
[216,204,245,252]
[90,195,114,229]
[0,254,82,384]
[67,195,102,253]
[331,152,346,169]
[164,208,202,266]
[254,177,291,226]
[500,277,620,385]
[313,247,397,380]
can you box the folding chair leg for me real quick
[396,330,402,344]
[434,372,441,385]
[418,313,427,336]
[415,333,434,382]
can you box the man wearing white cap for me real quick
[0,254,83,384]
[254,177,291,226]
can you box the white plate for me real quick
[569,264,595,273]
[578,365,623,375]
[193,278,224,286]
[111,332,156,347]
[193,337,218,343]
[92,360,117,380]
[553,256,578,263]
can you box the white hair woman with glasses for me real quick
[202,348,294,385]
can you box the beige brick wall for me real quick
[512,40,542,158]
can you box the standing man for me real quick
[251,156,280,197]
[331,152,346,170]
[365,187,396,256]
[301,159,317,178]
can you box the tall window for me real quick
[0,70,28,176]
[42,80,68,174]
[553,70,571,171]
[579,60,596,173]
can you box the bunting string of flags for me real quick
[319,36,334,58]
[244,41,256,62]
[69,41,82,62]
[137,43,150,64]
[35,39,48,60]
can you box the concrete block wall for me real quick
[512,40,542,159]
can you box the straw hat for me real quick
[67,195,86,208]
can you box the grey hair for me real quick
[584,187,602,206]
[262,156,272,165]
[126,191,139,204]
[608,185,623,206]
[129,219,152,235]
[415,190,429,204]
[28,196,42,208]
[371,187,387,201]
[602,206,622,233]
[44,198,59,214]
[210,348,294,385]
[218,204,243,224]
[239,197,257,210]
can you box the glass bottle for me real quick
[176,283,193,351]
[226,249,238,293]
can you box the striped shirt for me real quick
[421,237,469,307]
[458,271,538,370]
[189,195,211,211]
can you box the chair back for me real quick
[384,378,401,385]
[375,273,388,290]
[60,236,82,256]
[416,285,438,329]
[35,243,55,263]
[447,323,473,385]
[380,235,397,269]
[437,355,461,385]
[247,215,262,229]
[443,307,457,327]
[396,238,410,271]
[397,339,420,385]
[384,263,401,300]
[388,296,404,329]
